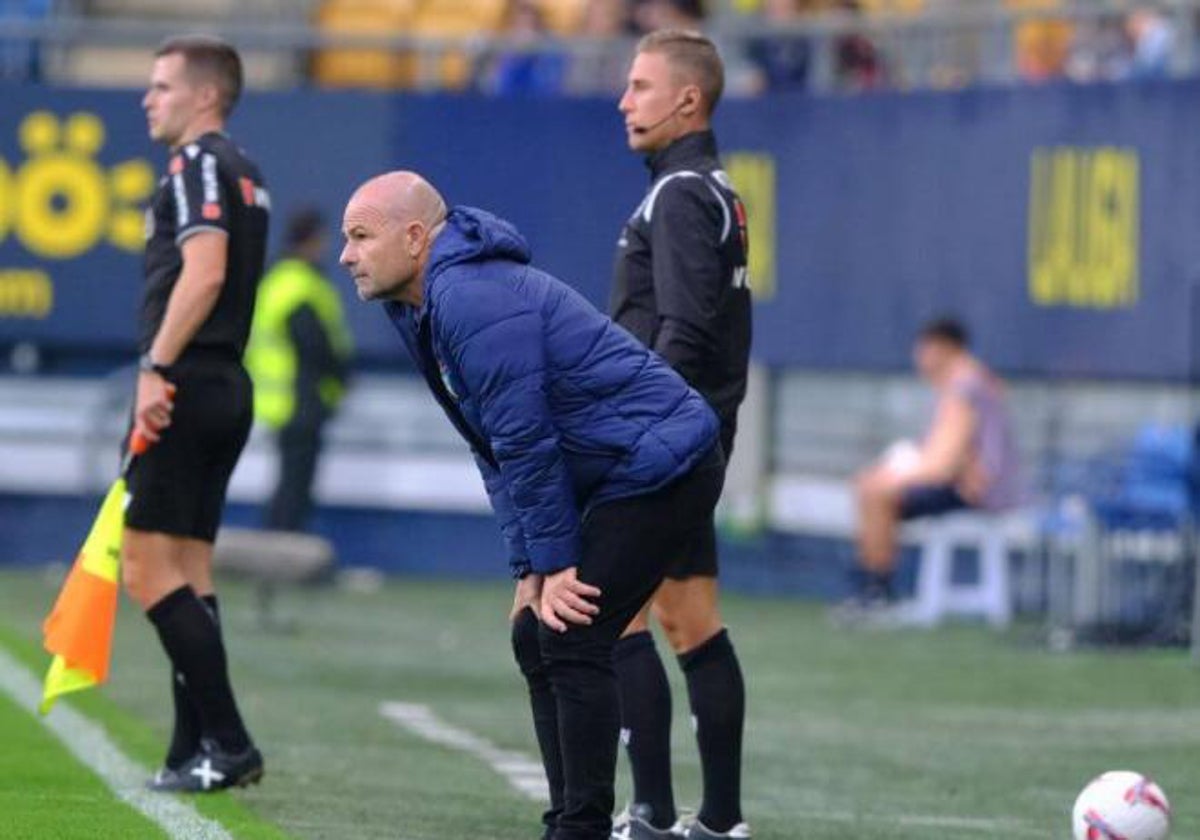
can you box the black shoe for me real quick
[148,739,264,793]
[612,803,686,839]
[146,765,189,792]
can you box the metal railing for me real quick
[1,1,1200,93]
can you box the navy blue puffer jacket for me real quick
[386,206,719,576]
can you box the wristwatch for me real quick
[138,353,172,377]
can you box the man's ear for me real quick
[195,80,222,116]
[407,221,426,257]
[679,84,703,116]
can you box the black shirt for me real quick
[610,130,752,437]
[141,131,270,358]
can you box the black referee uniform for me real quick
[609,128,753,837]
[611,128,751,578]
[130,129,269,790]
[128,131,269,540]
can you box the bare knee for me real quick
[857,468,891,504]
[121,532,186,610]
[653,594,723,655]
[121,553,161,609]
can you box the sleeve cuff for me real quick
[527,534,582,575]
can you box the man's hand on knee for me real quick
[509,573,543,622]
[540,567,601,633]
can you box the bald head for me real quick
[350,171,447,230]
[340,171,447,306]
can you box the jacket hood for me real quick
[427,206,532,281]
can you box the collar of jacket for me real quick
[645,129,719,179]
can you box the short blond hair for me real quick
[637,29,725,115]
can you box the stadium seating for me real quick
[312,0,422,89]
[534,0,586,35]
[313,0,508,90]
[412,0,507,89]
[52,0,315,88]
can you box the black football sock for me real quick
[679,629,744,833]
[148,586,251,754]
[865,571,895,602]
[164,594,219,769]
[511,609,565,834]
[614,631,677,829]
[847,565,868,598]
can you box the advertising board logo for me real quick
[1028,146,1139,310]
[0,110,155,260]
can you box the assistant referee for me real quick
[610,29,752,840]
[123,35,269,793]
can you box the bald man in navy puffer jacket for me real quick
[340,171,724,840]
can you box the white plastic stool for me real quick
[903,512,1022,628]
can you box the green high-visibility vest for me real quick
[246,258,353,429]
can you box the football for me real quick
[1072,771,1171,840]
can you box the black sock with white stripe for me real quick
[614,630,677,829]
[148,586,250,755]
[164,594,219,769]
[680,629,745,833]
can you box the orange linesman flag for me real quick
[40,431,148,714]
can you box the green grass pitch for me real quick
[1,566,1198,839]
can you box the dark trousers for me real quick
[513,448,725,840]
[265,419,324,532]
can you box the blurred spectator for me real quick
[0,0,52,82]
[1126,3,1175,79]
[567,0,636,95]
[845,318,1021,609]
[580,0,632,37]
[246,207,353,534]
[833,0,886,91]
[484,0,569,95]
[633,0,706,35]
[746,0,811,93]
[1009,0,1073,82]
[1065,14,1130,83]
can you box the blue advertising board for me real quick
[1,81,1199,379]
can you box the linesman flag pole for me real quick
[39,427,151,714]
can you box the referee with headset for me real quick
[610,29,753,840]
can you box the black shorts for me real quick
[124,351,252,543]
[663,434,730,581]
[899,483,972,521]
[568,445,726,644]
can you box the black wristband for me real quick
[138,353,172,377]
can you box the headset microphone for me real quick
[631,100,688,135]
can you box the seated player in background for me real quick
[849,318,1021,608]
[339,171,724,840]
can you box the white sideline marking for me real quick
[803,810,1035,835]
[380,702,1039,837]
[0,647,234,840]
[379,701,549,802]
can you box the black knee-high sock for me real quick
[614,631,676,829]
[512,609,564,835]
[148,586,250,754]
[679,629,744,833]
[164,594,220,768]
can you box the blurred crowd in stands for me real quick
[313,0,1192,95]
[0,0,1194,94]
